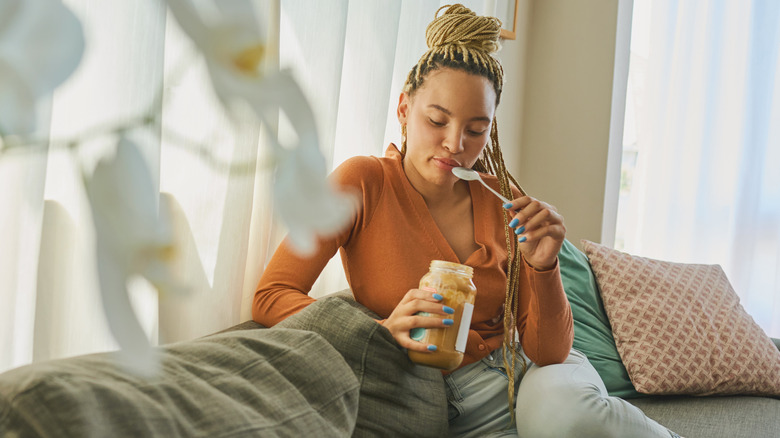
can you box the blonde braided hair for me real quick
[400,4,528,424]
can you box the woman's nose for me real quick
[442,128,465,154]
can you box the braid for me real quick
[402,4,528,425]
[403,4,504,106]
[484,118,528,423]
[476,117,528,425]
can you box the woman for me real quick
[254,5,680,437]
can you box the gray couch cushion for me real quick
[276,291,449,438]
[629,396,780,438]
[0,328,359,437]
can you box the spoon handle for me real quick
[479,180,512,204]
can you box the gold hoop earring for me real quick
[400,124,407,156]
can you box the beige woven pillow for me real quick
[581,240,780,396]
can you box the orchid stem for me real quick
[153,119,272,175]
[0,115,271,175]
[0,54,272,176]
[0,116,146,156]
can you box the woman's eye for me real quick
[468,130,487,136]
[429,118,445,127]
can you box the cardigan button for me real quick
[478,344,486,351]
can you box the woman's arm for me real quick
[516,259,574,366]
[253,236,344,326]
[504,193,574,365]
[252,156,382,326]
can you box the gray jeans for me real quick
[444,347,674,438]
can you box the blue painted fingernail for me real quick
[518,236,527,243]
[443,319,454,326]
[509,218,519,228]
[443,305,455,314]
[514,226,525,235]
[503,202,513,209]
[427,345,438,352]
[433,293,443,301]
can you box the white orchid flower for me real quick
[272,139,359,255]
[165,0,356,255]
[254,72,358,255]
[85,136,184,376]
[164,0,270,111]
[0,0,85,136]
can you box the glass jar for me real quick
[408,260,477,371]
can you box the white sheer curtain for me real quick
[1,0,172,373]
[617,0,780,337]
[0,0,478,373]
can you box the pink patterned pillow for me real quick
[581,240,780,396]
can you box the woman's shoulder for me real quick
[333,145,404,187]
[334,154,382,174]
[331,153,396,230]
[332,155,386,187]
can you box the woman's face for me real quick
[397,68,496,189]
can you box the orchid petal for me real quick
[0,61,36,134]
[86,137,183,376]
[273,148,357,255]
[164,0,213,48]
[95,242,159,377]
[0,0,84,135]
[87,137,170,254]
[165,0,271,113]
[212,0,267,43]
[142,195,189,298]
[0,0,84,93]
[247,72,357,255]
[162,1,355,254]
[247,71,319,151]
[166,0,267,70]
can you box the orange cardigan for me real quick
[253,145,573,368]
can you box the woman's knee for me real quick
[515,354,621,438]
[515,380,617,437]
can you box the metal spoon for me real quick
[451,167,512,204]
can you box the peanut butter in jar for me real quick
[408,260,477,371]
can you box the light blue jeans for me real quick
[444,346,675,438]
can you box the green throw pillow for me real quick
[558,239,645,399]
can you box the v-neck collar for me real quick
[386,144,487,265]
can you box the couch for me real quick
[235,312,780,438]
[1,242,779,437]
[555,240,780,438]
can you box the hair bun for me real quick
[425,4,502,54]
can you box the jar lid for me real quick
[429,260,474,276]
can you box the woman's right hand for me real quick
[381,287,455,353]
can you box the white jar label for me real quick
[455,303,473,353]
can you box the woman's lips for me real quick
[433,157,461,170]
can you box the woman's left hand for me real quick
[503,196,566,270]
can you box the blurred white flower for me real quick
[85,136,184,376]
[164,0,270,112]
[259,72,358,255]
[165,0,356,255]
[273,142,358,255]
[0,0,85,135]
